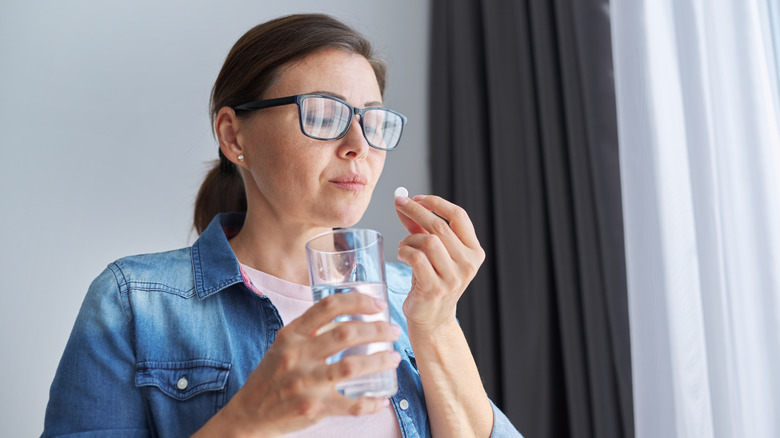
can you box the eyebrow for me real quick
[309,90,383,108]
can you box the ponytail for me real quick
[193,150,246,234]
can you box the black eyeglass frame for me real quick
[233,94,407,151]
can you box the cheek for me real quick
[370,153,387,182]
[264,147,331,202]
[250,126,313,179]
[257,151,317,190]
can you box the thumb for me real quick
[395,197,426,235]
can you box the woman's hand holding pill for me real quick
[392,189,493,436]
[393,189,485,331]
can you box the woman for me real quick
[43,14,521,437]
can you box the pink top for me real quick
[240,263,403,438]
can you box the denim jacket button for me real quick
[176,377,189,390]
[399,399,409,410]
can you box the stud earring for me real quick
[237,154,244,161]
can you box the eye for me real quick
[304,114,334,126]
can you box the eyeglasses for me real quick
[233,94,407,151]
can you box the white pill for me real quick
[394,186,408,199]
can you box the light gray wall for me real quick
[0,1,429,435]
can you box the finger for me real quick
[328,394,393,417]
[395,198,470,264]
[398,234,457,277]
[318,350,401,388]
[395,197,459,246]
[394,196,427,235]
[397,245,439,290]
[291,292,387,336]
[311,321,400,359]
[414,195,481,249]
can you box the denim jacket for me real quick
[42,213,521,437]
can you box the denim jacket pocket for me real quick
[135,359,231,433]
[136,359,230,400]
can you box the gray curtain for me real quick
[429,1,634,437]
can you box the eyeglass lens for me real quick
[299,96,403,149]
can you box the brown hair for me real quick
[193,13,387,234]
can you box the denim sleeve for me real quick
[489,400,524,437]
[42,266,149,437]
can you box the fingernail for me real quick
[395,196,409,206]
[382,398,391,407]
[374,297,388,309]
[392,351,402,363]
[413,194,427,201]
[391,324,402,336]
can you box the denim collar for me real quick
[191,212,247,300]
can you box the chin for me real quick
[317,197,370,229]
[330,209,366,229]
[334,217,362,229]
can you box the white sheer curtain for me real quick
[611,0,780,437]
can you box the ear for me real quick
[215,106,248,169]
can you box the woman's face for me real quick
[236,48,387,230]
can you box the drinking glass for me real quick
[305,228,398,398]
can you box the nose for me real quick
[337,114,370,159]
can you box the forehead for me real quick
[270,48,382,104]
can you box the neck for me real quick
[229,206,330,286]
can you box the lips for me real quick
[330,173,368,191]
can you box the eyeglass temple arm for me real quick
[233,95,299,111]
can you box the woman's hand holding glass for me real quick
[394,195,486,330]
[201,292,401,437]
